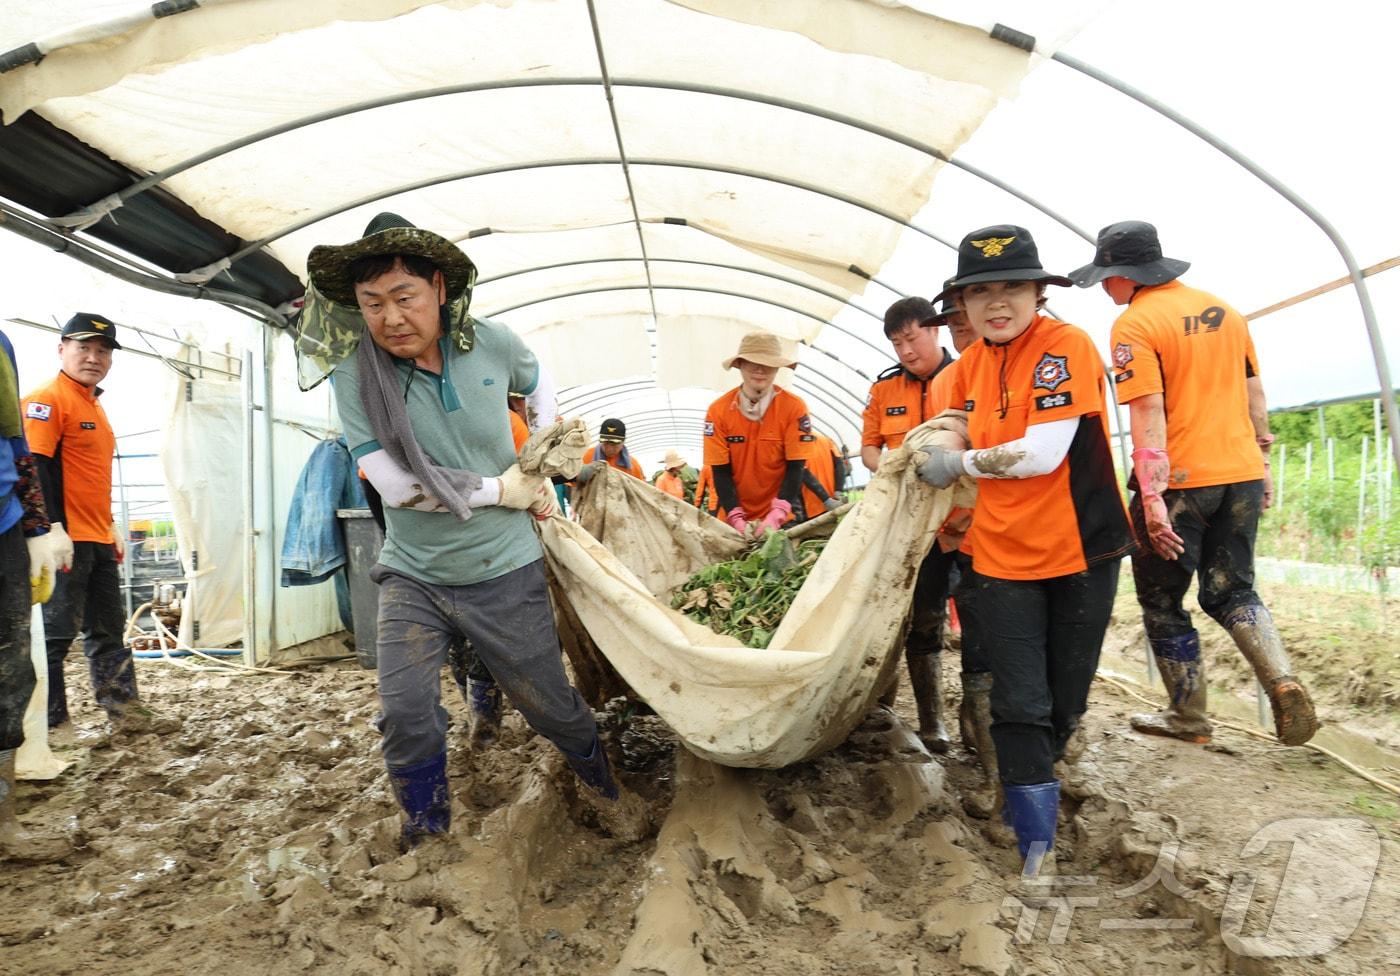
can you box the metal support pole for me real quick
[1357,436,1369,563]
[1037,43,1400,479]
[1276,443,1287,510]
[241,349,256,668]
[114,451,134,621]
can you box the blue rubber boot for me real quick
[467,679,503,748]
[1003,780,1060,877]
[562,736,619,801]
[386,751,451,848]
[1131,632,1212,744]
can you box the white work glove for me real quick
[47,521,74,572]
[26,531,61,604]
[529,486,558,521]
[112,524,125,564]
[914,447,966,489]
[498,464,550,510]
[822,495,843,513]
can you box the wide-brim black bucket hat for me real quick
[932,224,1072,304]
[306,212,478,309]
[1069,220,1190,288]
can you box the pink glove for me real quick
[725,508,750,535]
[759,498,792,532]
[1132,447,1184,561]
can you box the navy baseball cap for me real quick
[61,312,122,349]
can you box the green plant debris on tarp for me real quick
[671,530,828,648]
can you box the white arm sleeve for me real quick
[961,417,1079,480]
[522,363,557,432]
[357,450,501,511]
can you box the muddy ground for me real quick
[3,579,1397,975]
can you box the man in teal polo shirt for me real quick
[307,213,616,847]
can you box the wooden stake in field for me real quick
[1357,436,1369,563]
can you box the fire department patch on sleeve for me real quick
[25,402,51,421]
[797,414,812,433]
[1032,353,1071,392]
[1112,342,1134,369]
[703,421,715,437]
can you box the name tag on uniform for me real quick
[884,406,907,416]
[964,399,975,411]
[799,434,815,442]
[1035,393,1073,410]
[726,435,746,444]
[80,422,97,430]
[1115,370,1134,384]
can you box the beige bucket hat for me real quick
[663,450,686,470]
[722,331,797,371]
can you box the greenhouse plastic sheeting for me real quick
[540,421,973,768]
[0,0,1065,437]
[160,351,247,650]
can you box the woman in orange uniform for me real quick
[915,226,1133,877]
[655,451,688,500]
[704,332,815,535]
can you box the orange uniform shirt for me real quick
[922,358,975,555]
[582,445,645,479]
[1109,280,1265,489]
[949,316,1133,581]
[694,464,721,516]
[22,371,116,543]
[509,410,529,452]
[860,350,954,450]
[656,470,686,500]
[703,386,815,520]
[801,432,839,518]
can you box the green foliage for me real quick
[1257,426,1397,572]
[1271,401,1385,450]
[1351,794,1399,820]
[671,531,828,648]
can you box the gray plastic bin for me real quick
[337,508,384,669]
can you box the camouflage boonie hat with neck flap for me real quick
[306,211,478,308]
[293,213,481,391]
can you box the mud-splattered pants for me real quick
[0,524,34,751]
[978,559,1119,785]
[44,540,136,727]
[370,559,598,767]
[951,551,988,675]
[1129,480,1266,640]
[907,544,955,659]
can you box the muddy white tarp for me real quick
[541,423,970,768]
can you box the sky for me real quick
[0,0,1395,484]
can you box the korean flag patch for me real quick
[703,421,715,437]
[25,402,52,421]
[1032,353,1071,392]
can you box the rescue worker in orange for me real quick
[693,464,720,518]
[920,288,998,816]
[916,226,1134,878]
[574,417,645,489]
[1071,220,1316,747]
[799,432,845,520]
[703,332,815,536]
[655,451,688,501]
[23,314,157,736]
[861,296,957,751]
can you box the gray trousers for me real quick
[370,559,597,767]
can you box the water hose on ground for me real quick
[124,601,295,676]
[1094,673,1400,798]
